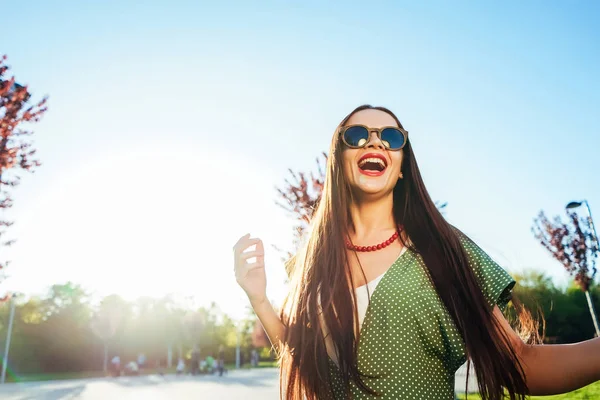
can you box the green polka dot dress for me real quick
[327,235,515,399]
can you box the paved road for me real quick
[0,368,280,400]
[0,367,475,399]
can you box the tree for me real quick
[91,295,126,373]
[532,210,600,336]
[36,283,94,373]
[42,283,90,320]
[0,55,48,286]
[182,309,206,348]
[275,152,327,259]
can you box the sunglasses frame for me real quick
[339,124,409,151]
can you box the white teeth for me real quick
[358,157,386,168]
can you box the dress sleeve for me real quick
[459,234,516,312]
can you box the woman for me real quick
[233,105,600,399]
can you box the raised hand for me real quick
[233,234,267,305]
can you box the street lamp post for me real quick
[566,200,600,336]
[1,294,19,384]
[236,322,241,369]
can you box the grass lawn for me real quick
[223,360,278,370]
[257,361,278,368]
[6,370,107,383]
[458,380,600,399]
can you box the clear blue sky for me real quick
[1,1,599,317]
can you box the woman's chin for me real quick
[353,182,390,196]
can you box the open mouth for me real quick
[358,158,386,172]
[358,154,387,175]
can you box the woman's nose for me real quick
[365,131,385,149]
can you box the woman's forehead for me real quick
[345,109,398,128]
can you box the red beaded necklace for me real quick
[345,227,402,252]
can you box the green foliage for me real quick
[508,270,599,343]
[0,284,272,376]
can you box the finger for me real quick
[246,261,265,271]
[233,233,251,250]
[240,250,263,260]
[233,236,261,254]
[256,240,265,263]
[236,260,264,278]
[238,240,262,257]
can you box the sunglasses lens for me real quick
[343,126,370,147]
[381,128,406,150]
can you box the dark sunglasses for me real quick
[340,125,408,151]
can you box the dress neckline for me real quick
[354,246,408,291]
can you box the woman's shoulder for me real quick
[451,226,516,310]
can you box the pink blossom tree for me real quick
[0,55,48,298]
[532,209,599,336]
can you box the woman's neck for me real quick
[349,195,396,238]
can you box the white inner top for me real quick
[355,245,408,331]
[354,271,386,330]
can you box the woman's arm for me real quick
[252,297,286,354]
[234,234,286,354]
[495,306,600,395]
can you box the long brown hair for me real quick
[279,105,532,400]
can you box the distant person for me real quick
[217,345,225,377]
[176,358,185,376]
[137,353,146,372]
[205,355,215,374]
[124,361,139,376]
[155,359,165,376]
[251,349,259,367]
[110,355,121,377]
[190,345,200,375]
[233,105,600,399]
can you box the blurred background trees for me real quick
[0,287,273,378]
